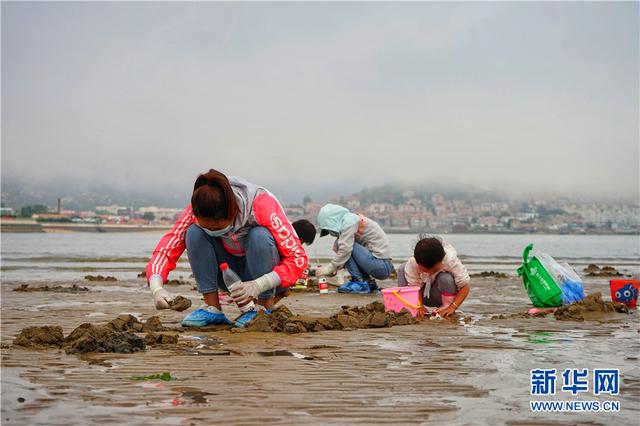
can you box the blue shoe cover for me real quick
[337,281,371,294]
[181,308,232,327]
[235,310,258,328]
[234,309,273,328]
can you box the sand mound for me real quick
[169,295,192,311]
[13,284,91,293]
[13,326,65,348]
[554,292,629,321]
[246,302,416,333]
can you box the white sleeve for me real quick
[444,246,470,290]
[403,258,424,286]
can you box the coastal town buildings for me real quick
[2,193,638,234]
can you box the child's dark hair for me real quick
[414,237,445,268]
[292,219,316,245]
[191,169,239,221]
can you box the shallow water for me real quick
[1,232,638,281]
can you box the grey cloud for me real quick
[2,2,638,204]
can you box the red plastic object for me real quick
[609,279,640,308]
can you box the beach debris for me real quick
[291,277,320,292]
[130,372,174,381]
[169,295,192,311]
[256,350,314,360]
[84,275,117,282]
[63,323,145,354]
[245,301,416,334]
[582,264,623,277]
[554,292,629,321]
[470,271,509,279]
[13,283,91,293]
[13,326,64,348]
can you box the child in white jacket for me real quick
[398,236,471,318]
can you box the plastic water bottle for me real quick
[318,277,329,294]
[220,262,255,312]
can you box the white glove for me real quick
[230,272,281,306]
[316,263,337,277]
[149,274,174,310]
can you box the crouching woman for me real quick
[146,169,308,327]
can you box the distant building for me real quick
[0,207,16,217]
[136,206,183,221]
[96,205,128,215]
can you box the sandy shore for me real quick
[1,275,639,425]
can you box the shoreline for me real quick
[1,220,637,235]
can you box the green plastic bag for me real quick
[517,244,563,307]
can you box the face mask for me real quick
[198,224,232,237]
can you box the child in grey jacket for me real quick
[316,204,393,294]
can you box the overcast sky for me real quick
[2,2,638,204]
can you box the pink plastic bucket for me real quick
[381,286,422,317]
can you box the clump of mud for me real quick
[169,296,192,311]
[554,292,629,321]
[63,323,145,354]
[13,284,90,293]
[246,302,416,334]
[84,275,117,282]
[491,311,550,320]
[144,332,179,346]
[491,292,630,321]
[142,316,166,332]
[471,271,509,279]
[583,264,624,277]
[13,315,173,354]
[13,326,64,348]
[108,314,169,333]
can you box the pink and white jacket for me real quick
[403,240,470,297]
[146,176,308,288]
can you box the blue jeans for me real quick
[185,224,283,300]
[344,242,394,282]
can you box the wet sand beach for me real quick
[1,275,639,425]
